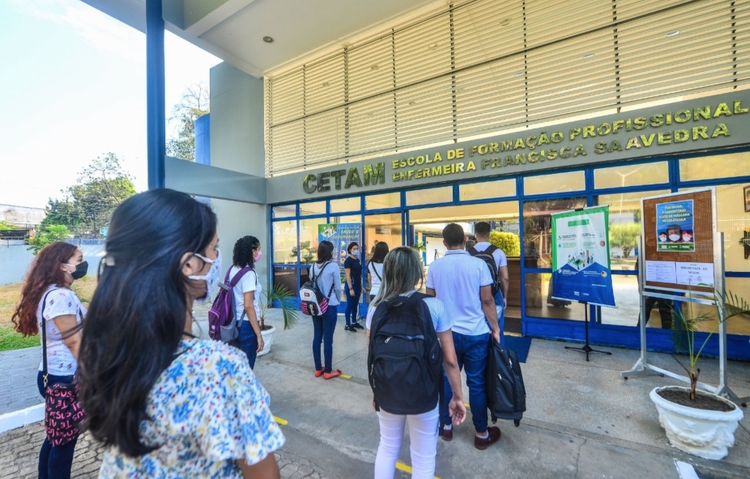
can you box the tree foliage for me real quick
[0,221,20,230]
[167,83,210,162]
[608,223,641,258]
[39,153,135,238]
[27,225,71,255]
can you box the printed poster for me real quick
[655,200,695,252]
[318,223,363,271]
[551,206,616,307]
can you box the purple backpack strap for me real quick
[228,267,252,287]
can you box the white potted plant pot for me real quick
[650,385,744,460]
[258,325,275,356]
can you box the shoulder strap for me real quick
[484,245,498,255]
[228,266,252,287]
[467,246,478,256]
[40,289,60,385]
[368,261,382,281]
[319,261,336,297]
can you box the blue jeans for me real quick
[36,371,78,479]
[441,332,490,433]
[312,306,338,372]
[236,320,259,369]
[344,283,361,326]
[495,290,506,348]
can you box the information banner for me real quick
[551,206,616,307]
[318,223,363,271]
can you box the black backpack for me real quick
[486,339,526,426]
[367,293,443,415]
[468,245,501,297]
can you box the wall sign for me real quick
[266,91,750,204]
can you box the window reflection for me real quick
[299,218,322,265]
[272,221,297,265]
[524,273,586,321]
[523,197,587,267]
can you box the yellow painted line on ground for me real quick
[395,461,441,479]
[340,373,352,379]
[464,402,470,409]
[273,415,288,426]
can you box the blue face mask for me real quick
[188,249,221,303]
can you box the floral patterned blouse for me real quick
[99,338,285,478]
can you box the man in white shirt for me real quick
[470,221,509,346]
[426,223,501,450]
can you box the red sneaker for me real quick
[315,369,324,378]
[324,369,343,380]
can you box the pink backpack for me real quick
[208,267,252,342]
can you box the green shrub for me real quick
[489,231,520,256]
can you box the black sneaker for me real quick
[345,325,358,332]
[352,322,365,330]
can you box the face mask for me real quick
[188,250,221,303]
[669,234,680,242]
[254,250,262,262]
[682,234,691,242]
[64,261,88,280]
[351,249,360,256]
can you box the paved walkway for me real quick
[0,346,43,415]
[1,307,749,479]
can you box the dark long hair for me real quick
[316,240,333,263]
[370,241,389,264]
[12,242,77,336]
[77,189,217,457]
[233,235,260,268]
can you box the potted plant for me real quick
[257,283,301,356]
[649,290,748,460]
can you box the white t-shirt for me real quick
[472,242,508,270]
[367,262,384,297]
[365,292,452,334]
[37,286,86,376]
[229,266,261,322]
[425,250,493,336]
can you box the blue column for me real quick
[146,0,166,190]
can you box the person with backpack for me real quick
[469,222,509,346]
[227,235,264,369]
[366,246,465,479]
[426,223,501,450]
[310,240,344,379]
[366,241,389,301]
[343,242,364,332]
[77,189,284,478]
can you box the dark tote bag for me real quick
[41,290,85,447]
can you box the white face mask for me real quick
[188,249,221,303]
[351,249,360,256]
[669,234,681,242]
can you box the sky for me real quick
[0,0,221,208]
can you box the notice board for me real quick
[641,189,715,293]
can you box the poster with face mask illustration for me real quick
[655,200,695,252]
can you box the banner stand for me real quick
[620,235,748,407]
[564,301,612,362]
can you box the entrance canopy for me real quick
[82,0,438,77]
